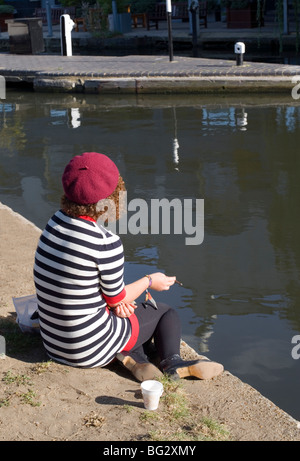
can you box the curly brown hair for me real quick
[61,175,126,222]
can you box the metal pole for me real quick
[236,53,243,66]
[188,0,193,34]
[61,15,66,55]
[112,0,119,32]
[191,4,198,49]
[46,1,53,37]
[283,0,289,34]
[166,0,173,62]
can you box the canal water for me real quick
[1,89,300,420]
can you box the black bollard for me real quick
[190,2,199,51]
[166,0,173,62]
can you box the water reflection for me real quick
[1,91,300,418]
[50,107,81,128]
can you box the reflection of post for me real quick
[166,0,173,62]
[173,107,179,169]
[236,108,248,131]
[173,138,179,166]
[70,108,81,129]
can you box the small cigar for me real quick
[175,280,183,286]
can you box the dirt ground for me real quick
[1,201,300,443]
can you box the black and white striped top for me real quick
[33,210,134,368]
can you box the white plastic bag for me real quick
[12,294,40,334]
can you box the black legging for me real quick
[127,301,182,363]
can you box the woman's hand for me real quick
[122,272,177,305]
[148,272,176,291]
[113,302,136,318]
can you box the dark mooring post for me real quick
[46,1,53,37]
[166,0,173,62]
[190,1,199,52]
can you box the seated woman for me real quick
[33,152,223,382]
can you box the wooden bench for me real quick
[34,7,76,25]
[131,12,147,28]
[147,1,207,30]
[34,6,87,31]
[147,2,187,29]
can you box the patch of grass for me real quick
[147,413,230,442]
[157,375,190,420]
[123,404,134,413]
[0,396,11,408]
[140,410,161,423]
[2,370,31,386]
[31,360,53,375]
[194,417,230,441]
[139,375,230,442]
[19,389,41,407]
[1,370,41,407]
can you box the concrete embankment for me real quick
[1,201,300,441]
[1,53,300,95]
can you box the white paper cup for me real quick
[141,380,163,411]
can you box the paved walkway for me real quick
[1,17,300,94]
[1,52,300,94]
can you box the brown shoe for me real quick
[160,354,224,380]
[116,353,163,382]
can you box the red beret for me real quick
[62,152,119,204]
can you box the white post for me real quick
[60,14,75,56]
